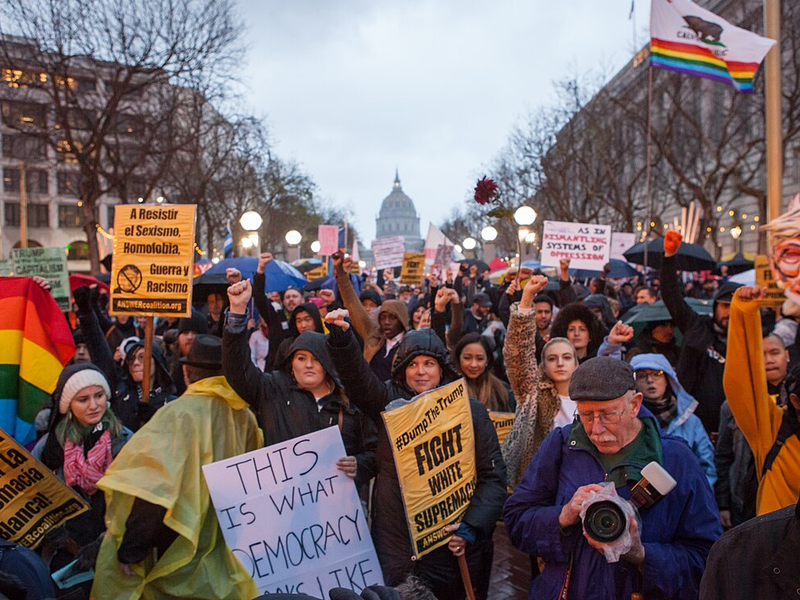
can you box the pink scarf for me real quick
[63,430,113,495]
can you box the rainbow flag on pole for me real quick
[650,0,776,93]
[0,278,75,444]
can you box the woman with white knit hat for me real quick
[32,363,133,594]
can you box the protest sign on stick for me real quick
[12,247,70,311]
[540,221,612,271]
[0,427,89,549]
[110,204,196,318]
[203,426,383,596]
[372,236,406,270]
[400,252,426,286]
[381,379,476,559]
[756,255,785,307]
[318,225,339,256]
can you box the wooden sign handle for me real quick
[141,317,154,402]
[458,554,476,600]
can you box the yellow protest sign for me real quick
[756,255,785,307]
[381,379,475,559]
[305,263,329,282]
[0,427,89,549]
[489,411,515,446]
[110,204,196,317]
[400,252,425,286]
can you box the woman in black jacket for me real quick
[222,281,378,493]
[324,308,507,600]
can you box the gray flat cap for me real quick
[569,357,635,401]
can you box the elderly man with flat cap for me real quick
[504,356,721,600]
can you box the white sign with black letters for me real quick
[203,426,383,597]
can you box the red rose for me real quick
[474,176,499,206]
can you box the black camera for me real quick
[582,461,677,544]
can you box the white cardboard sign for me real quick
[610,232,637,261]
[318,225,340,256]
[540,221,612,271]
[371,236,406,269]
[203,427,383,597]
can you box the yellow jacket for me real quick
[724,296,800,515]
[91,376,263,600]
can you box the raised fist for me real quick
[520,275,548,308]
[664,231,683,258]
[227,280,252,315]
[257,252,273,275]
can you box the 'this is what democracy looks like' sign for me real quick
[203,427,383,597]
[382,379,476,559]
[110,205,196,317]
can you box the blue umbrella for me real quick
[571,259,639,280]
[203,257,307,292]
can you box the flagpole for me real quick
[644,65,654,270]
[764,0,782,223]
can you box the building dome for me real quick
[375,170,424,252]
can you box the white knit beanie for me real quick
[59,369,112,414]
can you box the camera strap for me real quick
[558,552,574,600]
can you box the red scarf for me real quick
[63,430,113,495]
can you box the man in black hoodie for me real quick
[660,231,741,434]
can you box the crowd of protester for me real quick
[5,229,800,599]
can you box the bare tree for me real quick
[0,0,242,273]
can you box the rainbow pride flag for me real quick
[0,278,75,444]
[650,0,775,93]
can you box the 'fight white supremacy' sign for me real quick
[203,426,383,597]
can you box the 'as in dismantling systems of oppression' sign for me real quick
[110,204,196,317]
[382,378,476,559]
[540,220,612,272]
[203,426,383,596]
[0,427,89,549]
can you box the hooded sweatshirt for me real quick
[271,302,326,370]
[630,353,716,485]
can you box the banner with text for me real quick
[400,253,426,286]
[372,236,406,270]
[12,248,70,311]
[489,412,515,446]
[110,204,196,317]
[756,255,785,307]
[203,427,383,596]
[318,225,339,256]
[0,427,89,549]
[382,379,476,559]
[541,221,612,271]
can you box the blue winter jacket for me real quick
[503,406,722,600]
[630,353,717,486]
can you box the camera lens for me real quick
[584,500,627,542]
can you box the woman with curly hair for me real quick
[549,301,607,362]
[502,276,580,488]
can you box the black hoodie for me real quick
[271,302,326,370]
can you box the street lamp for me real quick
[514,206,537,226]
[285,229,302,262]
[462,237,477,250]
[240,211,263,256]
[310,240,321,254]
[454,244,463,254]
[730,225,742,253]
[481,226,498,262]
[480,226,498,242]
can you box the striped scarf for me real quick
[63,429,112,495]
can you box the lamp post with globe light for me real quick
[481,225,498,263]
[462,236,477,259]
[239,211,263,256]
[730,225,743,254]
[285,229,302,262]
[514,206,538,264]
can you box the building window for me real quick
[58,204,83,228]
[1,68,47,89]
[3,168,48,193]
[2,135,47,160]
[1,101,47,128]
[57,171,82,195]
[67,240,90,260]
[3,202,48,227]
[77,78,96,93]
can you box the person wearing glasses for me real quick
[504,356,721,599]
[630,354,716,486]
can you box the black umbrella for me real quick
[461,259,490,273]
[717,252,754,275]
[572,259,640,280]
[303,275,334,292]
[624,238,714,272]
[191,272,230,303]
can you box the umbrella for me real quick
[69,273,109,293]
[624,238,714,272]
[488,257,509,272]
[717,252,754,275]
[729,268,755,285]
[194,257,307,301]
[291,258,323,274]
[303,275,334,292]
[571,259,639,281]
[461,259,490,273]
[623,299,713,338]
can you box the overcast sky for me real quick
[237,1,651,244]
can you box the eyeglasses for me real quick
[634,369,665,381]
[574,409,626,425]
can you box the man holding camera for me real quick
[504,357,721,599]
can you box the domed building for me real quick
[375,170,424,252]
